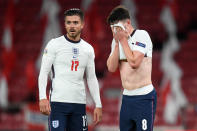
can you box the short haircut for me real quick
[64,8,84,21]
[107,5,130,24]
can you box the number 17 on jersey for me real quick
[71,60,79,71]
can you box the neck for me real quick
[66,34,80,42]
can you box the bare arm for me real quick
[107,42,119,72]
[107,27,120,72]
[114,29,144,69]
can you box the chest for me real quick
[54,45,89,68]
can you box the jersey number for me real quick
[82,115,88,128]
[71,60,79,71]
[142,119,147,130]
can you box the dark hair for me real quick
[107,5,130,24]
[64,8,84,21]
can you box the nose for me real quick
[70,23,74,27]
[70,22,76,28]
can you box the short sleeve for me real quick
[133,30,153,57]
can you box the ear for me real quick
[126,19,131,25]
[81,21,85,28]
[64,23,67,29]
[64,20,67,28]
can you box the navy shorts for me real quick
[120,89,157,131]
[49,102,88,131]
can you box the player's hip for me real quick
[50,102,86,115]
[121,88,157,106]
[123,83,154,96]
[120,89,157,120]
[121,76,152,91]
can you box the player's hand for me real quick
[111,27,121,44]
[93,107,102,125]
[39,99,51,115]
[114,27,128,43]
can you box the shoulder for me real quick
[135,29,150,38]
[51,35,65,44]
[135,29,152,43]
[46,35,64,48]
[81,39,94,52]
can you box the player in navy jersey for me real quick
[107,5,157,131]
[38,8,102,131]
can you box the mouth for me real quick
[69,29,76,33]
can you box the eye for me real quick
[73,21,78,24]
[66,21,71,24]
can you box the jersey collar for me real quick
[64,35,81,44]
[130,29,137,38]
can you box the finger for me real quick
[49,104,51,112]
[98,114,102,122]
[45,105,51,115]
[40,105,45,113]
[97,113,101,123]
[42,104,48,114]
[47,102,51,112]
[94,113,99,125]
[116,27,123,32]
[46,110,50,115]
[111,27,115,33]
[111,27,116,35]
[42,111,49,116]
[42,107,50,115]
[96,113,100,124]
[93,111,96,123]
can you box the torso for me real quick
[117,29,153,90]
[119,57,152,90]
[49,35,94,104]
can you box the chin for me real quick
[68,33,75,37]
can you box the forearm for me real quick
[121,39,141,68]
[87,76,102,108]
[38,72,48,100]
[107,44,119,72]
[86,53,102,108]
[121,39,135,63]
[38,57,53,100]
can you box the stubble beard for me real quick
[68,30,81,40]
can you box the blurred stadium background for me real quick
[0,0,197,130]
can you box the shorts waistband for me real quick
[123,84,154,96]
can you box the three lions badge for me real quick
[52,120,59,128]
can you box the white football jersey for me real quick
[110,29,153,59]
[38,35,102,107]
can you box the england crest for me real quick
[52,120,59,128]
[72,47,79,59]
[72,47,79,55]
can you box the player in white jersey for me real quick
[107,6,157,131]
[38,8,102,131]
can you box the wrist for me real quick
[39,97,47,101]
[115,43,119,48]
[119,38,127,45]
[96,104,102,108]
